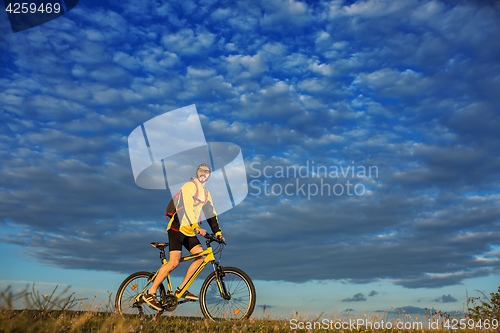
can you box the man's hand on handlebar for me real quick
[195,227,207,237]
[204,233,226,244]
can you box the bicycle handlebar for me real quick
[204,233,226,245]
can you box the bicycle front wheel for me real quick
[199,267,256,320]
[115,271,166,316]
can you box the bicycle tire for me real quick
[115,271,166,317]
[199,267,256,321]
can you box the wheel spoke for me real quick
[200,268,255,320]
[115,272,166,317]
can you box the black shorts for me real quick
[167,228,201,252]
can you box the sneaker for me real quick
[175,287,199,301]
[142,291,163,311]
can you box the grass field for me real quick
[0,309,287,333]
[1,309,499,333]
[1,284,498,332]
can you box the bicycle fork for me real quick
[212,262,231,300]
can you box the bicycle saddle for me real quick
[151,242,169,250]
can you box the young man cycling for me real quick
[142,163,224,310]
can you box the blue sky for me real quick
[1,0,499,319]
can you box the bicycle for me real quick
[115,233,256,321]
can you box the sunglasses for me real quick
[198,168,211,175]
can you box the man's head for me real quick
[196,163,211,183]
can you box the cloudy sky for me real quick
[1,0,499,319]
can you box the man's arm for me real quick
[202,192,222,237]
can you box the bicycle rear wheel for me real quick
[199,267,256,320]
[115,271,166,316]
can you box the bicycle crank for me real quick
[162,294,178,312]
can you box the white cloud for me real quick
[343,0,416,18]
[161,28,215,55]
[224,53,268,80]
[353,68,432,98]
[136,47,179,72]
[309,61,333,76]
[186,66,217,78]
[113,52,141,71]
[260,0,313,30]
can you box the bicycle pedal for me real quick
[178,299,197,304]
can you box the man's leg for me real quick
[149,250,181,294]
[142,250,182,311]
[178,244,204,290]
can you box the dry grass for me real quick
[1,284,498,332]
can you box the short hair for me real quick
[197,163,211,173]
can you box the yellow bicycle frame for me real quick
[134,243,221,303]
[174,247,216,299]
